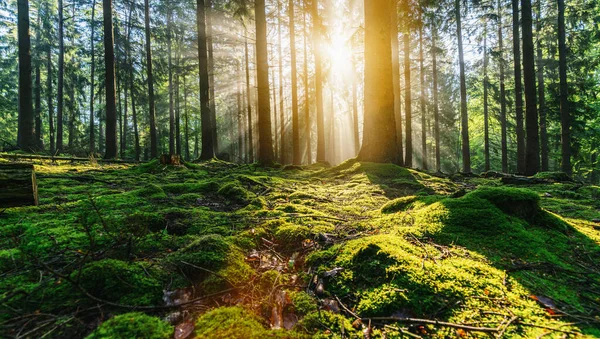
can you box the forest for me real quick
[1,0,600,337]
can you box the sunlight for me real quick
[325,34,353,77]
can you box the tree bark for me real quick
[244,35,254,163]
[198,0,215,160]
[103,0,118,159]
[168,8,175,155]
[255,0,275,165]
[206,0,218,154]
[391,1,403,165]
[45,0,54,154]
[431,16,441,173]
[57,0,64,153]
[512,0,526,173]
[456,0,470,173]
[419,22,427,171]
[483,20,490,171]
[34,5,42,150]
[498,0,508,173]
[303,2,311,164]
[537,0,548,171]
[289,0,300,165]
[144,0,158,158]
[277,1,285,164]
[522,0,540,175]
[558,0,571,174]
[17,0,35,152]
[357,0,398,163]
[312,0,325,163]
[90,0,96,154]
[403,23,412,167]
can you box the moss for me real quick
[291,291,317,315]
[356,284,409,316]
[166,234,230,278]
[86,312,173,339]
[295,311,358,337]
[133,183,167,200]
[274,223,312,247]
[381,196,419,213]
[467,186,540,220]
[533,171,573,182]
[217,182,254,205]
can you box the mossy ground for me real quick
[1,157,599,338]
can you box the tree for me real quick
[456,0,470,173]
[103,0,118,159]
[44,0,55,154]
[255,0,275,165]
[537,0,548,171]
[197,0,215,160]
[57,0,64,153]
[302,1,311,164]
[521,0,540,175]
[289,0,300,165]
[419,20,427,170]
[17,0,35,151]
[312,0,325,163]
[498,0,508,173]
[207,0,218,154]
[391,0,403,166]
[512,0,525,173]
[244,34,254,162]
[358,0,398,163]
[431,13,441,173]
[277,0,284,164]
[483,19,490,171]
[168,7,175,155]
[144,0,158,158]
[558,0,571,174]
[34,7,42,150]
[402,0,412,167]
[90,0,96,154]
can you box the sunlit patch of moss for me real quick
[86,312,173,339]
[290,291,317,315]
[533,171,573,182]
[295,311,358,337]
[166,234,230,278]
[217,182,255,205]
[274,223,312,247]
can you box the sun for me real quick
[325,34,353,77]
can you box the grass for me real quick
[1,158,599,338]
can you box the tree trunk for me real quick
[456,0,470,173]
[237,75,243,161]
[45,1,55,154]
[357,0,398,163]
[244,35,254,163]
[431,16,441,173]
[57,0,64,153]
[197,0,214,160]
[184,75,190,161]
[403,28,412,167]
[167,8,175,155]
[175,37,182,156]
[391,2,403,165]
[205,0,218,155]
[483,20,490,171]
[512,0,526,173]
[34,6,42,150]
[522,0,540,175]
[537,0,548,171]
[419,22,427,171]
[352,64,359,155]
[312,0,325,163]
[17,0,35,152]
[255,0,275,165]
[277,1,285,164]
[144,0,158,158]
[498,0,508,173]
[289,0,300,165]
[303,2,311,164]
[558,0,571,174]
[103,0,117,159]
[0,163,38,207]
[90,0,96,154]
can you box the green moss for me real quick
[166,234,230,277]
[467,186,540,220]
[133,183,167,200]
[291,291,317,315]
[381,196,419,213]
[533,171,573,182]
[356,284,409,316]
[217,182,254,205]
[295,311,358,337]
[274,223,312,247]
[86,312,173,339]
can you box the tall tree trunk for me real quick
[312,0,325,163]
[391,1,403,165]
[522,0,540,175]
[57,0,64,153]
[184,75,190,160]
[103,0,118,159]
[198,0,214,160]
[403,31,412,167]
[90,0,96,154]
[206,0,218,154]
[17,0,35,151]
[537,0,548,171]
[358,0,398,163]
[46,2,54,154]
[35,7,42,150]
[498,0,508,173]
[255,0,275,165]
[167,8,175,155]
[483,20,490,171]
[237,75,243,161]
[456,0,470,173]
[431,16,441,173]
[175,37,181,156]
[277,1,285,164]
[244,35,254,163]
[558,0,570,174]
[512,0,526,173]
[352,63,359,155]
[303,3,311,164]
[144,0,158,158]
[419,22,427,171]
[288,0,300,165]
[271,58,278,159]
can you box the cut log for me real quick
[0,163,38,207]
[160,154,181,166]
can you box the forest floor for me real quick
[1,156,600,338]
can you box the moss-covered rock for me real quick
[86,312,173,339]
[467,186,540,220]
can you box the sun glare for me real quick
[325,34,353,78]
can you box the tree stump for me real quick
[160,154,182,166]
[0,163,38,207]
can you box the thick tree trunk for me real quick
[198,0,215,160]
[456,0,470,173]
[144,0,158,158]
[419,23,427,171]
[537,0,548,171]
[103,0,117,159]
[35,8,42,150]
[89,0,96,154]
[357,0,398,163]
[244,35,254,163]
[57,0,64,153]
[558,0,571,174]
[403,30,412,167]
[431,17,441,173]
[289,0,300,165]
[522,0,540,175]
[352,65,359,155]
[17,0,35,152]
[45,4,55,154]
[168,8,175,155]
[0,163,38,207]
[483,20,490,172]
[312,0,325,163]
[277,1,285,164]
[512,0,526,173]
[498,0,508,173]
[391,2,403,166]
[255,0,275,165]
[206,0,218,154]
[303,3,311,164]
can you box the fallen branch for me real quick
[515,321,582,336]
[362,317,498,334]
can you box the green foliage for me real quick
[86,313,173,339]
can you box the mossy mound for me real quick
[467,186,540,220]
[533,171,574,182]
[217,181,255,205]
[86,313,173,339]
[166,234,231,277]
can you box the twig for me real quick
[362,317,498,334]
[334,295,360,320]
[383,325,423,338]
[515,321,582,336]
[496,316,518,338]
